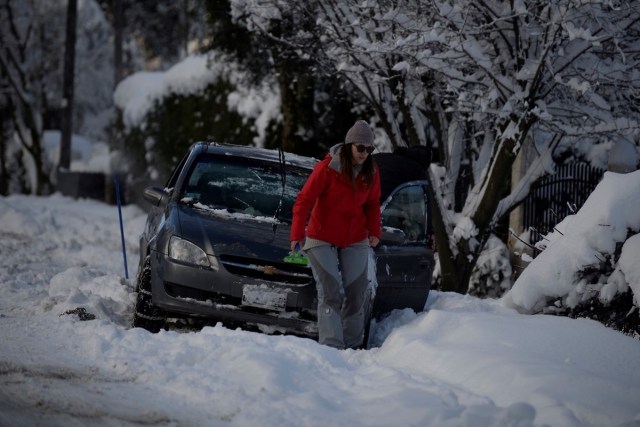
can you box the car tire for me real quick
[132,256,166,333]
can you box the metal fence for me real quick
[523,162,604,244]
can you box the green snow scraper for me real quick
[284,249,308,266]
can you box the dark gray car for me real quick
[133,142,434,344]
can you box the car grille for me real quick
[165,282,238,305]
[220,254,313,285]
[163,281,317,321]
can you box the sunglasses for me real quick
[353,144,375,154]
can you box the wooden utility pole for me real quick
[59,0,77,170]
[113,0,123,85]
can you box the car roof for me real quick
[193,142,318,170]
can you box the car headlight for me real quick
[168,236,211,268]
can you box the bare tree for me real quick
[0,1,56,194]
[232,0,640,293]
[1,0,115,194]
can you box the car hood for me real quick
[176,205,293,262]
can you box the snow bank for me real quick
[503,170,640,312]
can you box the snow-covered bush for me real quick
[503,170,640,337]
[432,234,513,298]
[113,54,280,194]
[468,235,513,298]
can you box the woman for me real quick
[290,120,381,349]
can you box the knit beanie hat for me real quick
[345,120,374,145]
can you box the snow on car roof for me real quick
[198,142,318,170]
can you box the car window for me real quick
[179,154,309,222]
[381,185,427,244]
[165,150,191,190]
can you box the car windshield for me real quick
[179,154,310,223]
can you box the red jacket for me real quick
[291,151,381,248]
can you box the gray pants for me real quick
[306,243,370,349]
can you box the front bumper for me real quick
[149,250,319,337]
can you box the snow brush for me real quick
[284,248,308,266]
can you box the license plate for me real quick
[241,285,287,311]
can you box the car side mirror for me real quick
[379,227,406,245]
[143,186,169,206]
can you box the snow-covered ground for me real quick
[1,194,639,427]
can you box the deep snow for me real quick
[1,194,639,427]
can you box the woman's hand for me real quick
[290,241,300,252]
[368,236,380,247]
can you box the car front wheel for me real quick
[132,256,166,333]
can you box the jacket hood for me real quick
[328,143,344,172]
[327,143,362,177]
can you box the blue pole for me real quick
[114,174,129,279]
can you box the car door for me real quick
[373,181,435,318]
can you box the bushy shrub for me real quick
[119,79,265,181]
[113,62,280,207]
[468,235,513,298]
